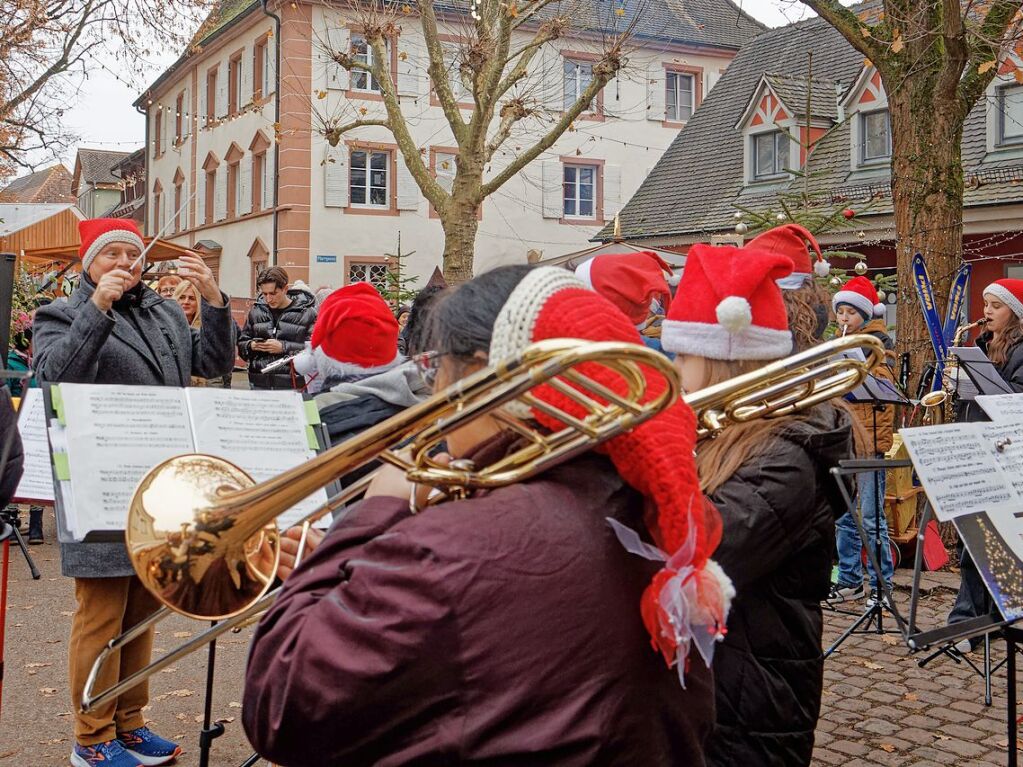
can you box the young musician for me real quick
[659,243,856,766]
[748,223,832,352]
[949,279,1023,647]
[243,265,732,766]
[32,218,236,767]
[828,276,896,604]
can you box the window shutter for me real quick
[264,39,276,96]
[397,46,421,97]
[199,77,208,128]
[161,109,169,155]
[324,144,348,207]
[326,25,350,91]
[196,171,206,226]
[182,87,191,139]
[603,164,621,219]
[541,161,562,218]
[216,60,228,120]
[241,46,253,106]
[263,150,275,209]
[541,45,564,111]
[214,165,227,221]
[396,155,419,210]
[647,61,665,121]
[239,158,252,216]
[706,70,721,95]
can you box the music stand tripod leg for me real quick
[197,623,225,767]
[0,508,39,580]
[1008,629,1018,767]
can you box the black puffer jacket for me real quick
[0,395,24,507]
[239,288,317,389]
[705,404,854,767]
[957,333,1023,421]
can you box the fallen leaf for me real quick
[881,635,899,646]
[860,26,871,37]
[26,662,51,668]
[161,667,178,674]
[39,688,57,696]
[229,701,243,709]
[979,60,997,74]
[863,660,883,670]
[172,631,192,639]
[176,713,188,721]
[904,692,918,701]
[60,611,74,617]
[217,717,236,724]
[880,743,896,752]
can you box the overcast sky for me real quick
[56,0,822,169]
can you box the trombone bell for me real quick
[127,454,279,620]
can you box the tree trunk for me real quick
[887,82,965,394]
[439,199,482,284]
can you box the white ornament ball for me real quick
[854,261,868,275]
[877,290,886,302]
[716,296,753,333]
[813,259,830,278]
[776,212,786,221]
[887,292,897,305]
[735,221,748,235]
[830,276,842,288]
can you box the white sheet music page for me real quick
[976,393,1023,422]
[60,384,194,536]
[13,388,55,503]
[184,388,329,529]
[899,422,1021,521]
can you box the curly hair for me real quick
[783,278,832,352]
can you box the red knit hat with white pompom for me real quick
[311,282,399,367]
[832,276,886,321]
[747,223,830,290]
[574,251,673,324]
[489,266,734,683]
[660,243,794,360]
[78,218,145,272]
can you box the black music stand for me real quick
[0,378,38,580]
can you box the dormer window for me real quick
[753,130,790,180]
[997,84,1023,146]
[860,109,891,163]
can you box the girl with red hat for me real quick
[243,265,731,766]
[948,278,1023,649]
[660,242,856,766]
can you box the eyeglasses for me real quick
[413,351,443,387]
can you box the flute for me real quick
[260,352,301,374]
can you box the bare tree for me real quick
[799,0,1023,387]
[0,0,213,179]
[316,0,639,282]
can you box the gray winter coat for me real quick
[32,277,236,578]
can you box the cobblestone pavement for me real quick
[0,512,1017,765]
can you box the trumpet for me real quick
[81,333,884,712]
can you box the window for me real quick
[229,52,243,114]
[351,34,389,92]
[563,59,594,111]
[347,260,390,292]
[666,71,695,123]
[206,67,218,123]
[254,37,268,100]
[350,149,389,207]
[860,109,891,163]
[444,45,468,102]
[563,164,597,219]
[753,130,790,179]
[227,160,239,218]
[153,112,162,158]
[434,150,456,191]
[175,92,184,142]
[251,259,267,294]
[998,85,1023,145]
[204,168,215,224]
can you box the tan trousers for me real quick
[68,576,160,745]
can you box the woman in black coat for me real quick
[660,243,856,766]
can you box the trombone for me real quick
[82,334,884,712]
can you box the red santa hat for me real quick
[983,279,1023,319]
[747,223,829,290]
[832,276,886,321]
[660,244,794,360]
[311,282,400,370]
[78,218,145,272]
[574,251,673,324]
[489,266,733,682]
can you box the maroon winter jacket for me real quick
[243,452,714,766]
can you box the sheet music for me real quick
[59,385,194,537]
[185,388,329,529]
[976,393,1023,422]
[13,389,55,503]
[900,423,1020,520]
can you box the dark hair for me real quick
[256,266,289,290]
[428,264,533,360]
[403,286,445,357]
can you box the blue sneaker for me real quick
[70,739,142,767]
[117,727,181,766]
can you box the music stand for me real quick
[824,367,911,657]
[0,377,38,580]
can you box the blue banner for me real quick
[942,263,972,347]
[912,254,948,391]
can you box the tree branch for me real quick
[799,0,888,65]
[959,0,1023,108]
[418,0,468,143]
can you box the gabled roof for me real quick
[734,72,840,130]
[600,3,1023,243]
[0,165,74,204]
[74,149,132,189]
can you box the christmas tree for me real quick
[381,232,420,309]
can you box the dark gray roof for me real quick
[0,165,73,203]
[602,6,1023,242]
[76,149,132,186]
[763,73,839,120]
